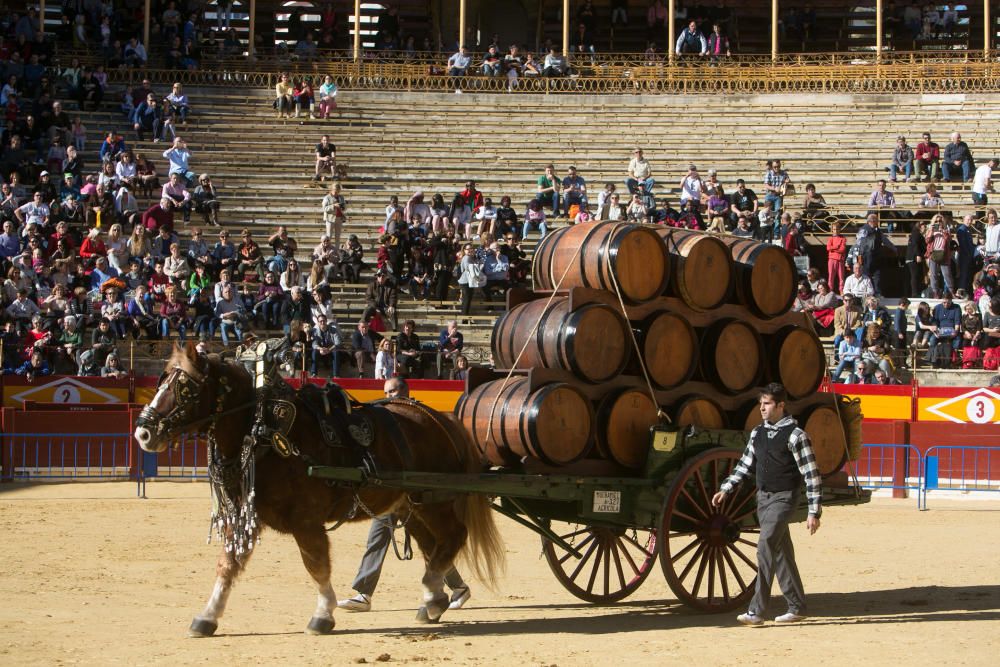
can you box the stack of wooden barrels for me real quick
[457,222,851,477]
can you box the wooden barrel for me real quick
[767,325,827,399]
[491,297,630,383]
[655,228,734,310]
[800,404,849,477]
[532,222,671,304]
[458,378,594,467]
[672,395,727,429]
[719,236,797,318]
[742,400,848,478]
[595,388,659,469]
[633,310,699,389]
[700,319,764,394]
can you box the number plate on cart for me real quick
[592,490,621,513]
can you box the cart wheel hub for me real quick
[706,515,740,547]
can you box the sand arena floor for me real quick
[0,482,998,666]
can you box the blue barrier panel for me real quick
[854,444,924,507]
[920,446,1000,509]
[1,433,133,481]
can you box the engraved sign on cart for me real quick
[593,490,622,513]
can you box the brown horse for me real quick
[134,343,503,637]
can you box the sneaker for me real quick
[774,612,807,623]
[737,612,764,626]
[337,593,371,612]
[448,586,471,610]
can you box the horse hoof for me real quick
[306,616,336,635]
[188,618,218,638]
[415,595,449,624]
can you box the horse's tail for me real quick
[442,414,505,588]
[456,488,505,589]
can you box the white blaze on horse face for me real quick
[135,382,176,452]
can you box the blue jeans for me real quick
[942,159,973,182]
[625,177,655,195]
[831,357,859,383]
[311,349,339,377]
[481,62,501,76]
[219,320,243,345]
[160,318,187,342]
[887,161,913,180]
[764,191,783,214]
[563,192,588,212]
[524,219,548,239]
[539,192,560,216]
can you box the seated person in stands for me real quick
[927,291,962,365]
[942,132,974,182]
[351,320,378,378]
[831,330,862,383]
[982,297,1000,348]
[626,148,654,197]
[499,233,529,283]
[650,197,679,225]
[523,199,548,237]
[101,352,128,378]
[193,174,220,226]
[254,270,285,329]
[920,182,945,212]
[832,293,862,360]
[562,165,588,214]
[915,132,940,182]
[13,349,50,380]
[705,186,729,232]
[961,301,984,351]
[482,242,510,300]
[437,320,464,380]
[536,164,562,217]
[732,213,754,237]
[215,283,248,345]
[543,47,568,76]
[310,314,341,378]
[843,261,875,300]
[395,319,423,378]
[365,269,398,330]
[861,322,895,377]
[481,45,502,76]
[625,193,648,223]
[599,192,625,221]
[475,197,497,239]
[494,196,519,238]
[447,47,471,76]
[237,229,265,281]
[729,179,758,227]
[886,135,914,182]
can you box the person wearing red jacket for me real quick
[459,180,484,214]
[141,198,175,234]
[915,132,940,182]
[825,220,847,294]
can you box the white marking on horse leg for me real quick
[197,577,232,622]
[421,570,446,603]
[313,582,337,620]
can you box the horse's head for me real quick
[134,343,249,453]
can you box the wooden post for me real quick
[562,0,569,56]
[771,0,778,62]
[248,0,256,60]
[985,0,992,59]
[668,0,675,64]
[458,0,467,50]
[143,0,151,55]
[38,0,45,34]
[353,0,361,60]
[876,0,883,61]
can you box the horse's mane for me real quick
[166,346,250,385]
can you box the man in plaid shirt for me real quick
[762,159,789,214]
[712,382,822,626]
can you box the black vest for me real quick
[752,421,802,492]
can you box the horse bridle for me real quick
[136,362,251,442]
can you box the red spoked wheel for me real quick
[542,521,658,604]
[659,448,760,613]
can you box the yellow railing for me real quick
[110,60,1000,95]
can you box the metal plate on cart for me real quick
[651,428,679,452]
[592,490,622,513]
